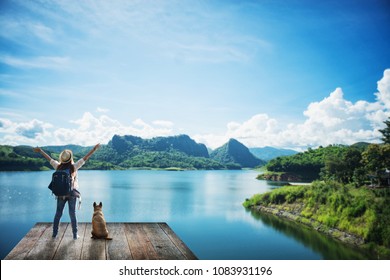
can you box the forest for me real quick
[260,142,390,187]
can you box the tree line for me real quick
[264,118,390,186]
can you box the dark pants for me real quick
[53,196,77,238]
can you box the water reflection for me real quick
[248,209,373,259]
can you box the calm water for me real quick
[0,170,372,259]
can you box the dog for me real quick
[91,202,112,240]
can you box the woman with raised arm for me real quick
[33,144,100,240]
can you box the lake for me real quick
[0,170,372,260]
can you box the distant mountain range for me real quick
[0,134,297,171]
[249,146,298,161]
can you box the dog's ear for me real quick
[93,202,96,207]
[99,202,102,207]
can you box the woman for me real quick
[33,144,100,239]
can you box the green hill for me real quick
[210,139,266,168]
[0,145,49,171]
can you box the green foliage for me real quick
[362,144,389,172]
[264,143,388,186]
[266,145,335,181]
[244,181,390,248]
[322,146,363,184]
[366,191,390,247]
[379,117,390,144]
[0,155,49,171]
[0,145,50,170]
[114,150,224,170]
[244,185,306,207]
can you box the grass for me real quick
[244,180,390,256]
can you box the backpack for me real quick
[48,169,72,196]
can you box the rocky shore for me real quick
[257,172,305,182]
[250,204,365,247]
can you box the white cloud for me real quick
[1,69,390,150]
[152,120,174,128]
[194,114,284,149]
[0,118,53,145]
[376,69,390,110]
[0,113,176,146]
[192,133,229,151]
[195,69,390,150]
[62,113,176,145]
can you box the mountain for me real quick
[0,135,269,171]
[42,144,92,155]
[91,134,221,169]
[210,139,266,168]
[350,142,371,149]
[249,146,298,161]
[109,134,209,157]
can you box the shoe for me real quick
[73,234,80,240]
[52,234,57,239]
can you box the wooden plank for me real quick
[5,222,197,260]
[25,223,67,260]
[125,223,159,260]
[4,223,50,260]
[159,223,198,260]
[80,223,106,260]
[106,223,132,260]
[143,223,185,260]
[53,223,87,260]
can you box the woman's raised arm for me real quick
[33,147,54,162]
[83,143,100,161]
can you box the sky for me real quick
[0,0,390,150]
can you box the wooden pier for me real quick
[5,222,197,260]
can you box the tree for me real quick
[362,144,390,186]
[379,117,390,144]
[322,147,362,184]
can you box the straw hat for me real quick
[59,149,73,163]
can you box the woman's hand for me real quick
[33,147,53,161]
[93,143,101,151]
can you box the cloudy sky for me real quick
[1,0,390,150]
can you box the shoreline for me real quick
[249,204,365,247]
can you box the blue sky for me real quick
[1,0,389,150]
